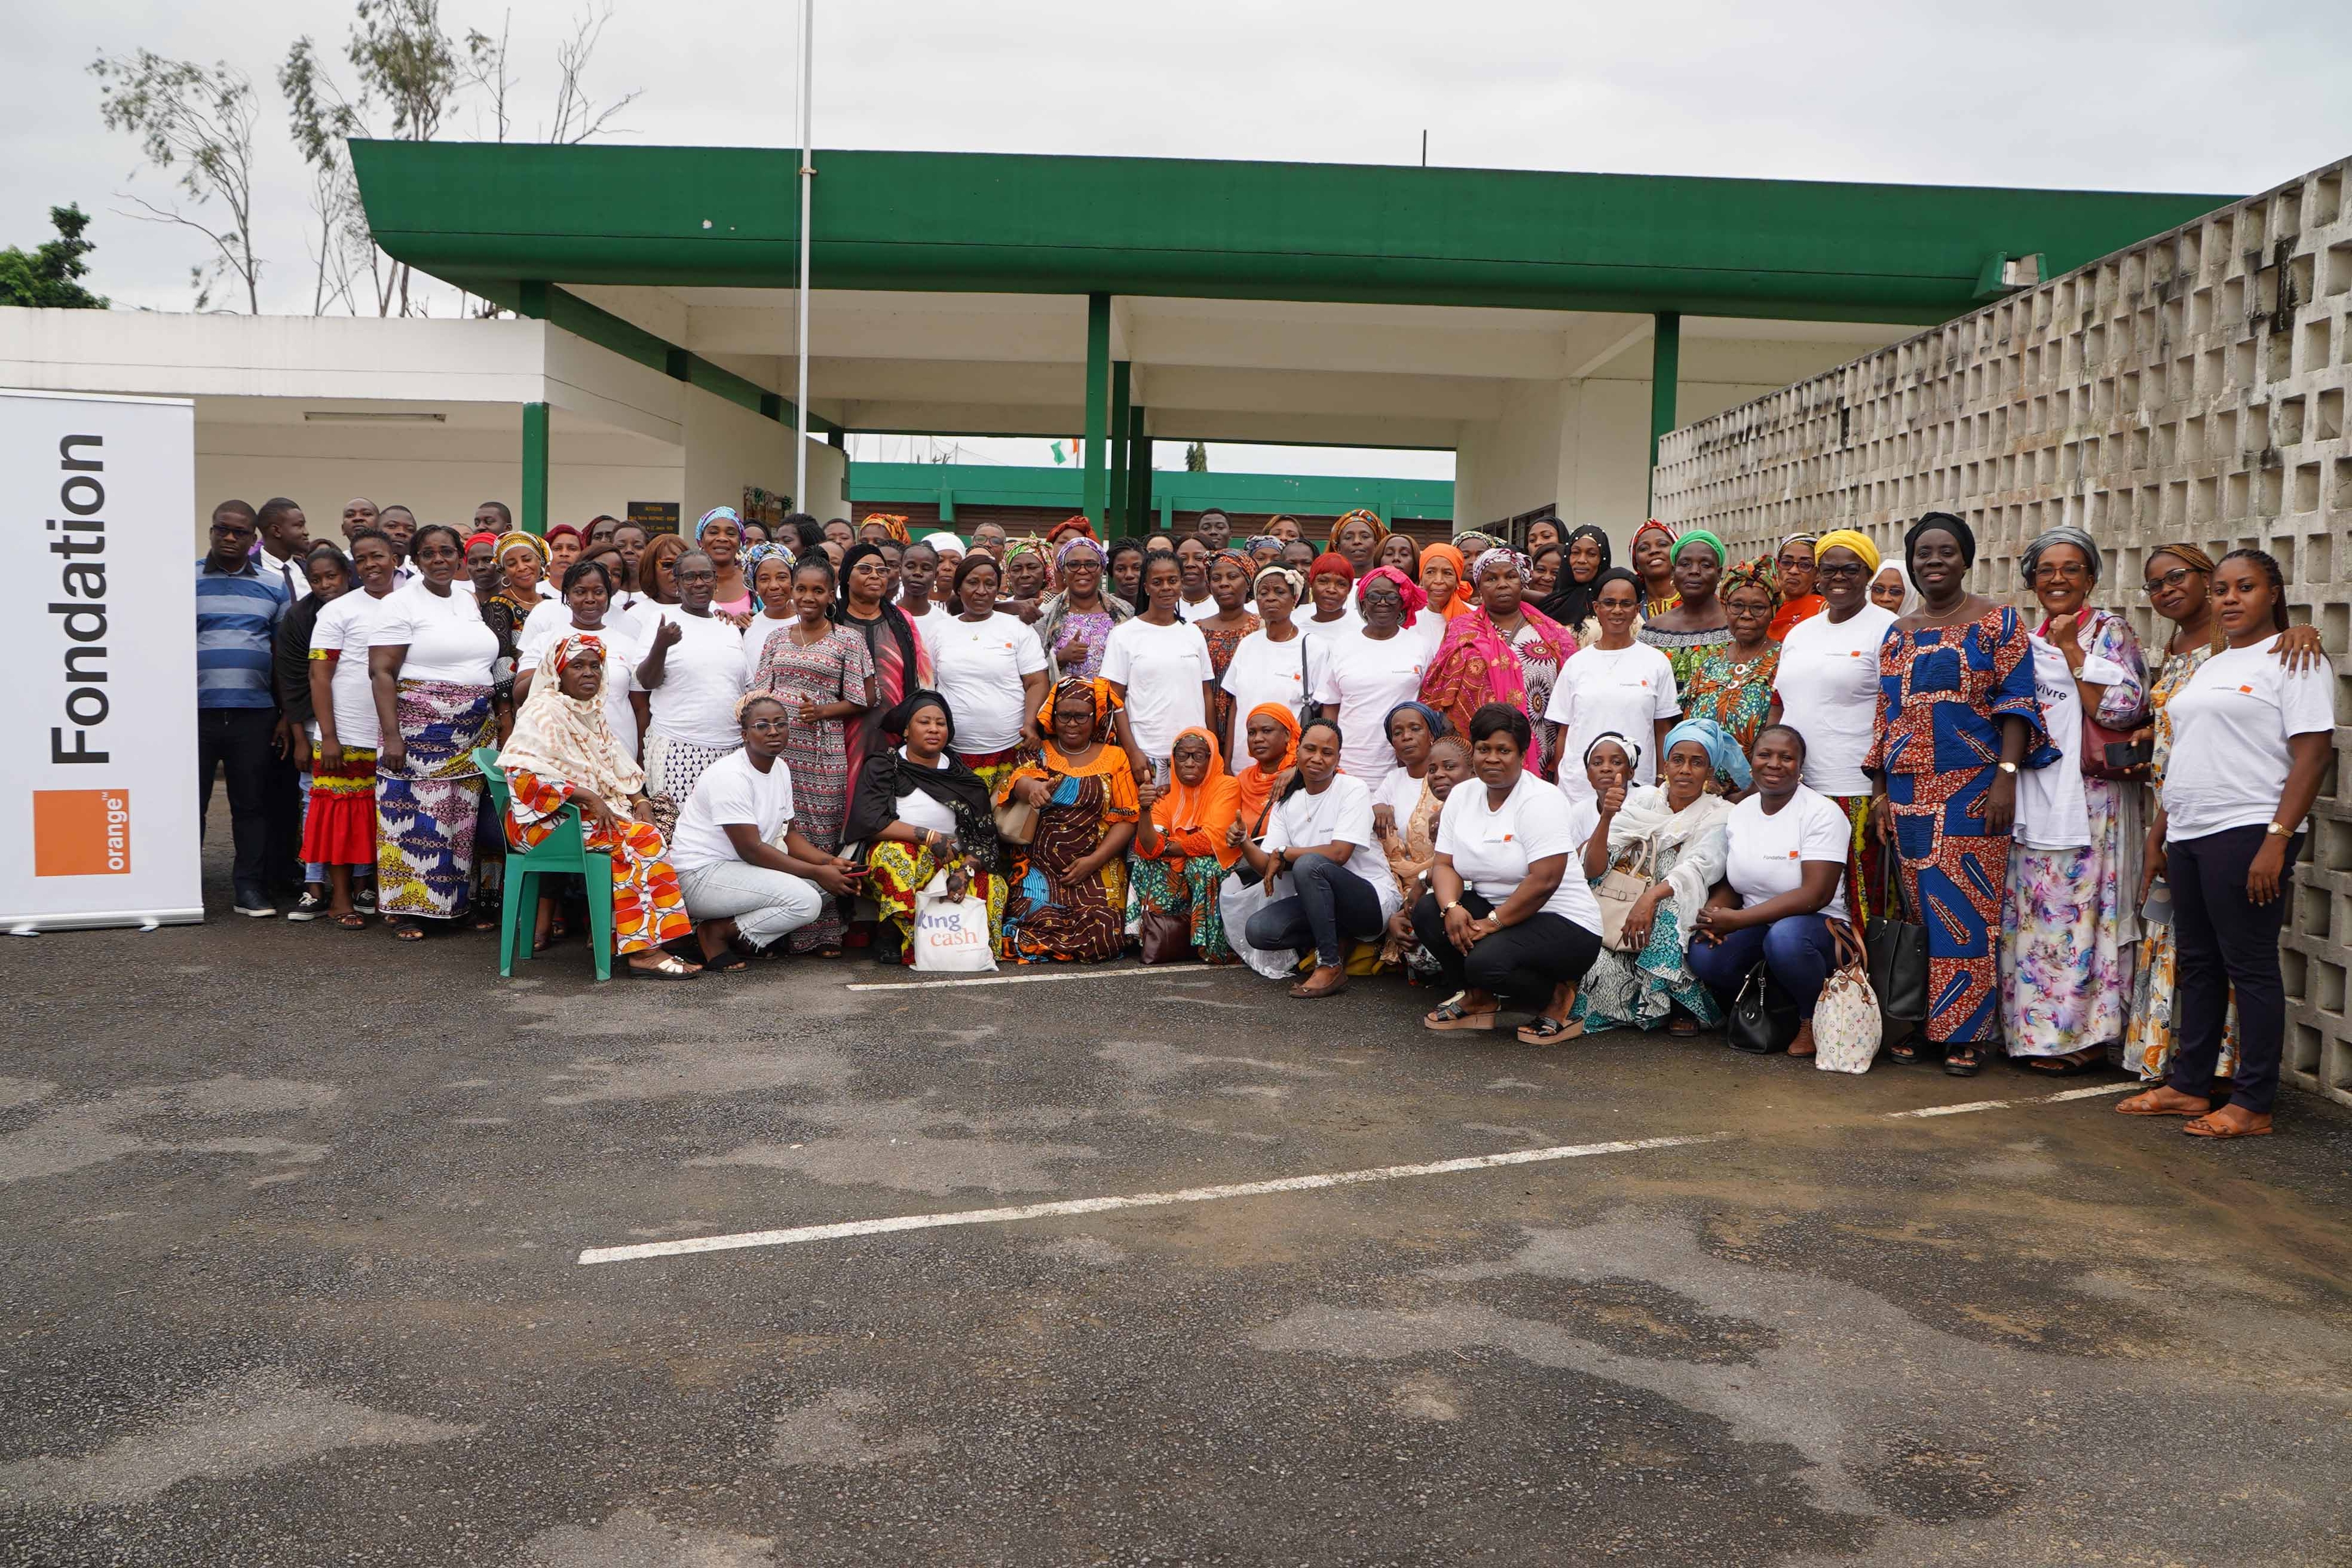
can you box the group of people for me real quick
[197,497,2331,1136]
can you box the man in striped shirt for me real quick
[197,500,292,916]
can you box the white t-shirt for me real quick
[1102,616,1215,760]
[1773,603,1895,796]
[890,750,962,835]
[1219,628,1326,760]
[1434,770,1604,933]
[1723,783,1852,923]
[1180,593,1222,624]
[370,579,500,685]
[902,601,950,650]
[932,611,1049,752]
[309,588,397,748]
[1311,628,1429,790]
[1261,773,1401,921]
[2014,635,2092,852]
[519,596,572,652]
[1375,764,1429,827]
[518,616,648,755]
[1545,642,1679,801]
[452,575,477,596]
[668,748,796,874]
[2162,633,2336,841]
[1302,603,1363,649]
[644,605,750,750]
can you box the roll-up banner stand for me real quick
[4,389,201,932]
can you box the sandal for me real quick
[1423,997,1499,1031]
[1885,1035,1924,1066]
[1943,1043,1983,1077]
[2117,1087,2211,1118]
[390,918,426,942]
[2021,1046,2105,1075]
[701,949,752,973]
[1517,1015,1575,1045]
[2182,1109,2273,1139]
[331,912,368,932]
[627,952,700,981]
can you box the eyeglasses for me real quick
[2032,562,2091,584]
[2140,566,2203,595]
[745,716,791,731]
[1814,562,1868,579]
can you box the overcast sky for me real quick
[9,1,2348,480]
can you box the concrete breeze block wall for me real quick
[1654,154,2352,1109]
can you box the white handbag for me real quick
[1593,838,1658,952]
[911,869,998,973]
[1219,869,1297,980]
[1812,921,1883,1074]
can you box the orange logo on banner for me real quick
[33,790,132,877]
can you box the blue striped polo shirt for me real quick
[196,557,291,709]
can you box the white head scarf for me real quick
[1873,560,1922,617]
[500,633,644,802]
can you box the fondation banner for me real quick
[3,389,200,931]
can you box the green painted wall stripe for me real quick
[521,401,551,534]
[850,461,1452,519]
[352,141,2234,325]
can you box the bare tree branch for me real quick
[91,50,263,311]
[545,4,639,144]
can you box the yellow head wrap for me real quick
[1813,528,1881,574]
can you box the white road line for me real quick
[847,966,1170,993]
[576,1133,1733,1265]
[1884,1081,2135,1118]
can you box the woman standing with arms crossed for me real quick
[1768,529,1895,922]
[1866,513,2051,1074]
[2118,551,2332,1138]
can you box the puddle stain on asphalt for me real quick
[0,1077,337,1185]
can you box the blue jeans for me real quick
[1688,913,1838,1019]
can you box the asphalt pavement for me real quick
[4,841,2350,1566]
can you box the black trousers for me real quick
[262,733,304,891]
[1243,851,1388,968]
[1410,888,1602,1008]
[197,707,277,899]
[2166,824,2299,1115]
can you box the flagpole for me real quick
[793,0,814,515]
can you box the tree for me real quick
[1185,441,1208,472]
[89,51,262,312]
[0,206,109,309]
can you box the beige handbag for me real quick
[1812,921,1883,1074]
[1593,838,1657,952]
[992,794,1038,846]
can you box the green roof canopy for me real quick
[351,141,2232,326]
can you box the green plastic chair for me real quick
[473,747,615,981]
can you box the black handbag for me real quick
[1727,961,1799,1055]
[1864,842,1928,1037]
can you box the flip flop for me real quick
[2021,1046,2105,1075]
[331,913,368,932]
[2116,1089,2210,1117]
[701,950,752,973]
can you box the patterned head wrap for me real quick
[1355,564,1428,626]
[1814,528,1882,574]
[2019,525,2101,586]
[500,633,643,802]
[744,540,796,611]
[1662,716,1752,792]
[1672,529,1727,566]
[1452,530,1502,556]
[1036,674,1121,735]
[1054,534,1107,568]
[1564,524,1612,577]
[860,513,912,546]
[1777,531,1819,556]
[1472,548,1533,585]
[496,530,550,565]
[1327,508,1389,551]
[1307,551,1355,584]
[548,631,602,674]
[695,506,741,541]
[1905,511,1976,571]
[734,688,791,723]
[1630,519,1676,555]
[1046,514,1098,546]
[2147,540,2216,575]
[464,530,498,551]
[1245,535,1283,555]
[1003,537,1046,565]
[1720,555,1782,611]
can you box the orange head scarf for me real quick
[1232,701,1300,831]
[1326,508,1390,554]
[1148,726,1242,868]
[1419,541,1472,617]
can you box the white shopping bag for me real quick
[1219,870,1296,981]
[912,869,998,973]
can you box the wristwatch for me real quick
[1996,761,2019,775]
[2266,822,2291,837]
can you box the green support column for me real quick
[1125,404,1150,536]
[521,401,550,535]
[1647,312,1680,512]
[1108,360,1131,533]
[1082,293,1111,524]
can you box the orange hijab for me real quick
[1147,726,1242,867]
[1419,541,1472,619]
[1232,701,1300,832]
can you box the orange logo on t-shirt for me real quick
[2239,685,2254,694]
